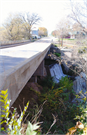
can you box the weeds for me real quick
[38,76,81,134]
[0,77,86,134]
[0,89,40,135]
[53,52,61,57]
[0,89,56,135]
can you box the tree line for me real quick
[0,12,48,42]
[52,0,87,46]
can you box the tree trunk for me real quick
[61,37,63,46]
[86,79,87,108]
[58,37,60,45]
[28,27,31,39]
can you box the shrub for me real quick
[78,47,87,54]
[0,89,40,135]
[40,76,55,89]
[38,76,81,134]
[66,92,87,135]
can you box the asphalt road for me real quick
[0,37,52,74]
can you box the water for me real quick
[50,63,66,83]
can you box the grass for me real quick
[0,39,30,45]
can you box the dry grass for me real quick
[0,40,30,46]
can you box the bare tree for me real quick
[2,12,41,41]
[68,0,87,98]
[56,19,71,46]
[20,12,41,39]
[68,0,87,34]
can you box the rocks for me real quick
[61,61,69,74]
[72,72,86,103]
[50,44,61,54]
[45,44,61,63]
[73,72,86,94]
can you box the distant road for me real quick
[0,40,31,49]
[0,37,53,49]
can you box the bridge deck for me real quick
[0,37,52,105]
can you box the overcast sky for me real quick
[0,0,83,34]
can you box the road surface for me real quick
[0,37,52,74]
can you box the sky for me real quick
[0,0,83,34]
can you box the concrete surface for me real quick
[0,37,52,106]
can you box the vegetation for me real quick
[0,12,41,42]
[38,27,48,37]
[52,0,87,47]
[0,77,87,134]
[0,89,40,135]
[78,47,87,54]
[53,52,61,57]
[37,76,85,134]
[68,0,87,34]
[56,19,71,46]
[66,90,87,135]
[20,12,41,39]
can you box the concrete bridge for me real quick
[0,37,52,106]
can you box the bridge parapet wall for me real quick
[0,44,51,106]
